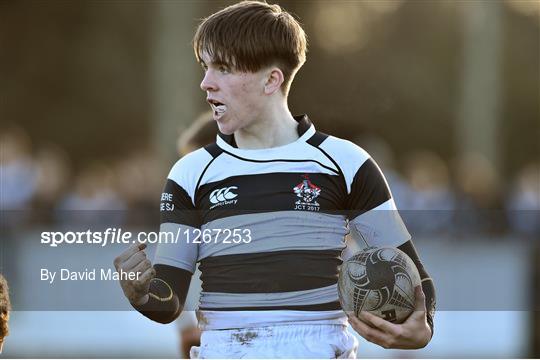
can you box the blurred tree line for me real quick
[1,0,538,178]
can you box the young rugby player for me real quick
[114,1,435,357]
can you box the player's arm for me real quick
[138,172,200,323]
[114,156,201,321]
[344,155,435,349]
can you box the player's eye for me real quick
[218,65,230,74]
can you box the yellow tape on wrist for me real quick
[148,278,173,302]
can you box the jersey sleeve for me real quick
[153,148,212,273]
[318,136,410,249]
[346,156,410,248]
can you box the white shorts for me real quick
[190,324,358,359]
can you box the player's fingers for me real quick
[135,266,155,287]
[348,314,373,333]
[114,244,139,269]
[121,251,147,271]
[407,285,427,323]
[359,311,398,334]
[414,285,426,312]
[349,316,388,346]
[132,259,152,276]
[354,311,373,327]
[114,243,146,269]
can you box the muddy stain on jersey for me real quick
[196,310,208,327]
[231,330,259,345]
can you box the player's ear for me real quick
[264,67,284,95]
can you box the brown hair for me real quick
[0,274,10,340]
[193,1,307,95]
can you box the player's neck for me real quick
[234,102,299,150]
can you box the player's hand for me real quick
[348,286,432,350]
[113,243,156,306]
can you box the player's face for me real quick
[200,53,269,135]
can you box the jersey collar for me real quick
[216,114,315,154]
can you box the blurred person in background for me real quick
[506,162,540,237]
[31,144,71,222]
[57,162,126,227]
[0,126,37,210]
[113,149,167,226]
[452,152,504,235]
[130,150,169,209]
[0,274,11,354]
[114,1,435,357]
[58,162,125,211]
[176,111,218,156]
[401,150,456,235]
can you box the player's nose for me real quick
[200,70,218,92]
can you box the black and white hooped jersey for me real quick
[154,115,410,330]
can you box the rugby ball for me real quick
[338,247,421,324]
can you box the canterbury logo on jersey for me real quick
[209,186,239,209]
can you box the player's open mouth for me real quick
[208,99,227,119]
